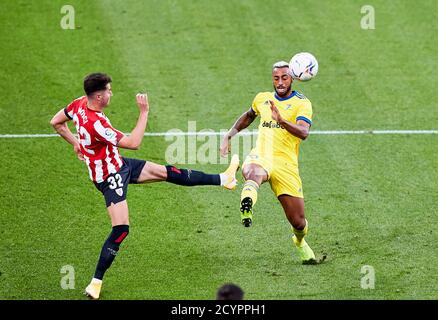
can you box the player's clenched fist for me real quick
[136,93,149,113]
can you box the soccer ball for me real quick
[289,52,319,81]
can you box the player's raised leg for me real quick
[278,195,321,264]
[240,164,268,227]
[136,154,240,190]
[85,200,130,299]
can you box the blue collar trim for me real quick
[274,91,297,101]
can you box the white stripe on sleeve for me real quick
[94,120,119,146]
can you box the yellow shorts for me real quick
[242,150,303,198]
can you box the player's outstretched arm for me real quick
[118,93,149,150]
[269,101,310,140]
[220,108,257,157]
[50,109,84,161]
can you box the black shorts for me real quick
[94,157,146,207]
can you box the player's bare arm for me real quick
[117,93,149,150]
[50,109,84,161]
[269,100,310,140]
[220,107,257,156]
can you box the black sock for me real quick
[94,225,129,280]
[165,166,220,186]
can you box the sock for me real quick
[240,180,259,206]
[94,225,129,280]
[166,165,220,186]
[292,219,308,246]
[89,278,102,286]
[219,173,228,186]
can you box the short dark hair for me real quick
[216,283,244,300]
[83,73,112,96]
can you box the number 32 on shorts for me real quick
[107,174,124,190]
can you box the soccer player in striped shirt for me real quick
[50,73,239,299]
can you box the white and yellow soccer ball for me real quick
[289,52,318,81]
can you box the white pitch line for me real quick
[0,130,438,139]
[311,130,438,135]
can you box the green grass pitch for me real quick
[0,0,437,299]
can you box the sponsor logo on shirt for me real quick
[262,120,284,129]
[105,128,116,139]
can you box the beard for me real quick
[274,84,292,97]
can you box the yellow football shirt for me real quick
[251,91,312,166]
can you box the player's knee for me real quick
[138,163,167,183]
[243,167,261,183]
[289,215,306,230]
[148,163,167,180]
[292,220,306,230]
[111,224,129,245]
[242,167,250,180]
[156,165,168,180]
[242,167,254,180]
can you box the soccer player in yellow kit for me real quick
[220,61,323,264]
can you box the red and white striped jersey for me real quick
[64,96,125,183]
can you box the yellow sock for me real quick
[292,219,308,246]
[240,180,259,206]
